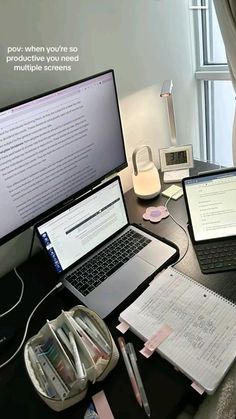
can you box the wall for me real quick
[0,0,199,276]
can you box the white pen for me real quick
[56,327,73,355]
[75,315,111,355]
[68,332,87,387]
[79,314,111,352]
[69,316,101,360]
[126,342,151,418]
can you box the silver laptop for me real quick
[182,168,236,274]
[36,176,178,317]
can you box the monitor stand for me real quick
[163,168,190,183]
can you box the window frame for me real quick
[193,0,231,163]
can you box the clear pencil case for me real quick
[24,305,119,411]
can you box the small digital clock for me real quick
[159,145,193,183]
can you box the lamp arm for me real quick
[166,95,177,146]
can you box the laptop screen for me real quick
[37,178,128,273]
[183,170,236,242]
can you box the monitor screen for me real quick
[0,70,127,244]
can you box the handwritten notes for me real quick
[119,267,236,394]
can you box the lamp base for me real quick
[134,190,160,200]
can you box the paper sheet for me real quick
[119,267,236,393]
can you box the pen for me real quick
[75,315,111,356]
[117,337,142,407]
[78,314,111,353]
[56,327,73,355]
[69,316,102,360]
[126,342,151,418]
[68,331,87,387]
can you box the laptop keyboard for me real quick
[196,240,236,273]
[66,229,151,296]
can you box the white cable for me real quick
[164,193,190,267]
[164,158,223,265]
[0,281,63,369]
[0,228,36,319]
[0,268,25,318]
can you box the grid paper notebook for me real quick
[119,267,236,394]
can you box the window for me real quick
[194,0,235,167]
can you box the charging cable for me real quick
[164,193,190,267]
[0,281,63,369]
[0,227,36,319]
[0,268,25,318]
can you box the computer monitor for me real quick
[0,70,127,245]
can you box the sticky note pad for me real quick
[162,185,183,200]
[92,390,115,419]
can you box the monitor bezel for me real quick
[0,69,127,246]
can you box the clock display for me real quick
[165,150,188,166]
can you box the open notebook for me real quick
[119,267,236,394]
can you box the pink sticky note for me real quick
[116,321,130,333]
[144,324,173,352]
[191,382,205,395]
[139,346,154,358]
[92,390,115,419]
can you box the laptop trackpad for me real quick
[139,240,176,267]
[84,257,154,318]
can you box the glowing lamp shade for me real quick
[132,145,161,200]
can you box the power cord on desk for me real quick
[0,228,36,319]
[164,159,223,266]
[0,268,24,318]
[164,194,189,267]
[0,280,63,369]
